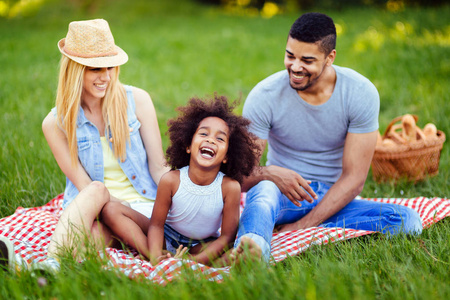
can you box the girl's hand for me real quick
[173,245,189,259]
[152,246,188,264]
[150,252,172,266]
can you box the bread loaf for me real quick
[423,123,437,138]
[401,114,417,142]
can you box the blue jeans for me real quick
[235,181,423,261]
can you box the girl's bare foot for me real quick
[230,236,262,265]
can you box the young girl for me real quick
[102,95,260,266]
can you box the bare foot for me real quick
[230,236,262,265]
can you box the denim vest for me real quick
[52,85,158,209]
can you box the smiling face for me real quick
[284,36,335,92]
[82,67,116,102]
[187,116,230,171]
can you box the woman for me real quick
[40,19,169,270]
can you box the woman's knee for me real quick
[89,181,109,197]
[84,181,110,204]
[69,181,110,213]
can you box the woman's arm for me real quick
[133,87,170,185]
[42,112,123,203]
[190,177,241,265]
[42,112,92,191]
[147,171,178,264]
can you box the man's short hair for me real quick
[289,12,336,55]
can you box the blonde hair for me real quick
[55,56,129,166]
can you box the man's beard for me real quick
[289,66,325,92]
[289,72,312,91]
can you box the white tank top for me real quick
[165,166,224,240]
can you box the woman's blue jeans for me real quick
[235,181,423,261]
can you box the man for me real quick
[231,12,422,262]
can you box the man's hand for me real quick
[267,165,318,206]
[242,138,317,205]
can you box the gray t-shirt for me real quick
[243,65,379,184]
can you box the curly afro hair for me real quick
[166,94,260,184]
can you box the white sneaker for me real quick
[31,257,60,275]
[1,236,60,275]
[0,235,14,272]
[0,235,31,273]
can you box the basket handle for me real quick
[416,126,427,143]
[383,114,418,138]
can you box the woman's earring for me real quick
[186,148,191,154]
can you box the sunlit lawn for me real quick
[0,0,449,299]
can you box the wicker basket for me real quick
[371,115,446,183]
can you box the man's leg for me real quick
[232,181,282,262]
[232,181,323,262]
[321,198,423,235]
[276,181,422,235]
[233,180,422,262]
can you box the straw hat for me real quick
[58,19,128,68]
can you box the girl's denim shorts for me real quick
[163,223,217,253]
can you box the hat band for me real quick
[63,46,118,58]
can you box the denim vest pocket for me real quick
[122,117,157,199]
[78,137,91,151]
[129,119,142,137]
[77,137,93,170]
[127,119,145,160]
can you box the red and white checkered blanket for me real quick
[1,194,449,284]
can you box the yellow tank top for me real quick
[101,137,154,204]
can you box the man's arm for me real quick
[279,130,378,231]
[241,138,317,204]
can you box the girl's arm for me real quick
[190,177,241,265]
[133,87,170,185]
[147,171,178,265]
[42,112,123,203]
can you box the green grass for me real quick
[1,0,449,299]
